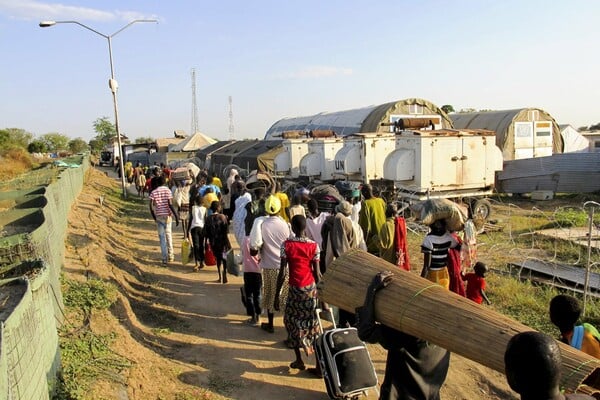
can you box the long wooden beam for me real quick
[318,249,600,396]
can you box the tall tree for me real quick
[93,116,116,145]
[68,138,90,153]
[41,132,70,152]
[0,128,33,151]
[28,140,48,153]
[441,104,455,114]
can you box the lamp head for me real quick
[39,21,57,27]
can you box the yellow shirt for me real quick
[202,192,219,209]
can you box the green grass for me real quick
[53,278,128,400]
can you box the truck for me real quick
[99,151,114,167]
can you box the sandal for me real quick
[260,323,274,334]
[289,360,306,370]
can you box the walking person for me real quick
[358,184,387,255]
[420,219,461,290]
[188,194,207,271]
[356,271,450,400]
[250,195,291,334]
[149,175,179,266]
[274,215,321,375]
[204,201,231,283]
[173,178,192,237]
[242,234,262,325]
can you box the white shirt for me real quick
[190,205,207,229]
[249,215,291,269]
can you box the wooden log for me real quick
[318,249,600,396]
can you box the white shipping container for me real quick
[334,133,396,182]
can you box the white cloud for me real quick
[0,0,156,22]
[282,65,353,79]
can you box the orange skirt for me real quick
[425,267,450,290]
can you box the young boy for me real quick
[504,331,595,399]
[549,294,600,358]
[462,261,491,305]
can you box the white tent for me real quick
[560,124,589,153]
[170,131,217,151]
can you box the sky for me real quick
[1,0,599,143]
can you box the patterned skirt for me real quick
[283,283,319,352]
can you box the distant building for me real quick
[451,108,562,160]
[559,124,589,153]
[264,98,452,140]
[580,130,600,153]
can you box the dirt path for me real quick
[63,168,516,399]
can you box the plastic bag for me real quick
[181,239,190,265]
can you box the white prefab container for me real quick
[334,133,396,182]
[273,138,311,178]
[299,138,345,181]
[383,129,503,199]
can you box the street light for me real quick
[40,19,157,198]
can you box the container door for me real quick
[533,121,553,157]
[460,136,487,188]
[431,138,461,189]
[514,122,534,159]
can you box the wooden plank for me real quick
[319,249,600,395]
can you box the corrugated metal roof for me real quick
[264,98,452,139]
[497,153,600,193]
[450,108,563,158]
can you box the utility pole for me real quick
[228,95,234,140]
[191,68,199,135]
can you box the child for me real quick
[549,294,600,358]
[462,262,491,305]
[242,235,262,326]
[504,331,595,400]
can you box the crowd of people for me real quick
[140,163,600,399]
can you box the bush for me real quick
[0,148,34,179]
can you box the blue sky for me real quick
[1,0,599,142]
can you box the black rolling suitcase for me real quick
[314,308,379,399]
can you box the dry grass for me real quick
[0,148,35,179]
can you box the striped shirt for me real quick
[149,186,173,217]
[421,232,459,270]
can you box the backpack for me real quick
[571,323,600,350]
[244,199,266,236]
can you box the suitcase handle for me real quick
[315,307,336,332]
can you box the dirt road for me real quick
[63,168,516,399]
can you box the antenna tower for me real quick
[191,68,199,135]
[228,95,235,140]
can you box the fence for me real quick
[0,156,88,399]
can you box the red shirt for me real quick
[464,273,486,304]
[281,237,320,288]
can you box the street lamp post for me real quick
[39,19,157,198]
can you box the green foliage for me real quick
[68,138,90,153]
[0,127,33,151]
[92,117,116,148]
[53,278,126,399]
[41,132,70,152]
[63,278,118,315]
[589,122,600,131]
[134,136,155,144]
[28,139,48,153]
[55,330,132,400]
[88,139,104,154]
[441,104,455,114]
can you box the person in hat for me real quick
[250,194,291,333]
[504,331,595,400]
